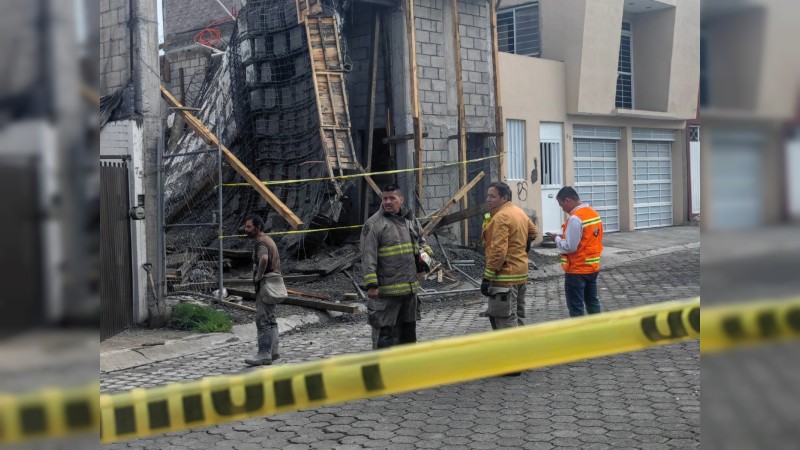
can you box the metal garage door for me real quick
[573,126,620,232]
[708,131,763,230]
[633,128,674,229]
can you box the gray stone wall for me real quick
[343,5,388,134]
[165,49,210,107]
[163,0,237,44]
[414,0,496,219]
[99,0,131,96]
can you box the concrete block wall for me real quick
[165,49,211,107]
[343,5,388,134]
[100,0,131,96]
[163,0,237,44]
[414,0,496,216]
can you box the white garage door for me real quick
[709,131,764,230]
[573,126,620,232]
[633,128,674,229]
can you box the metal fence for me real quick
[100,160,133,340]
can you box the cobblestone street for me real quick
[102,248,700,449]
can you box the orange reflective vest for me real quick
[560,206,603,274]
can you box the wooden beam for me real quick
[160,86,304,228]
[451,0,468,244]
[422,171,485,236]
[405,0,424,201]
[447,132,503,140]
[381,132,428,145]
[226,288,359,313]
[364,12,381,223]
[426,202,489,233]
[221,299,257,313]
[488,0,505,173]
[286,287,333,301]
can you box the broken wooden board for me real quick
[292,248,360,275]
[226,288,358,313]
[422,171,485,236]
[283,273,322,283]
[427,202,490,234]
[286,288,333,302]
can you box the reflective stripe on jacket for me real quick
[481,202,538,286]
[560,206,603,274]
[360,206,430,296]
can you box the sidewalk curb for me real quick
[529,241,700,281]
[100,310,335,373]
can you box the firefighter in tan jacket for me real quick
[481,182,538,333]
[361,184,433,349]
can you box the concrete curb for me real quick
[100,310,335,373]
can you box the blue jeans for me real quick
[565,272,601,317]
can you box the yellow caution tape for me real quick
[5,297,800,445]
[97,298,700,443]
[0,383,99,444]
[222,154,501,187]
[699,297,800,353]
[219,224,365,239]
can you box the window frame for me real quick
[497,2,541,57]
[505,119,527,181]
[616,20,634,109]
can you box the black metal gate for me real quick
[100,160,133,340]
[0,156,44,337]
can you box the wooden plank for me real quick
[226,288,358,313]
[422,171,485,236]
[427,202,489,233]
[488,0,505,172]
[405,0,423,201]
[304,22,342,196]
[160,87,303,228]
[451,0,468,245]
[283,273,321,283]
[286,288,333,301]
[221,299,256,313]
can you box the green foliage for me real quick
[168,302,232,333]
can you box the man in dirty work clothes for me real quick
[244,215,286,366]
[361,184,433,349]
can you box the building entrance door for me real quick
[540,123,564,233]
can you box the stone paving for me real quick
[102,248,700,449]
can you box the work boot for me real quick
[244,354,272,366]
[271,327,280,360]
[245,330,274,366]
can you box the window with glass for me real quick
[497,3,541,57]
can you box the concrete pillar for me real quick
[132,0,163,322]
[389,5,415,211]
[618,126,635,231]
[672,126,688,225]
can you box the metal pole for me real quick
[157,134,165,300]
[217,118,224,303]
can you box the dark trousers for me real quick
[564,272,601,317]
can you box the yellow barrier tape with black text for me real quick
[4,297,800,444]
